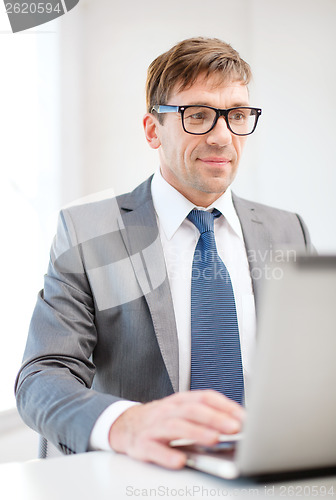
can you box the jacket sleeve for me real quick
[15,208,123,454]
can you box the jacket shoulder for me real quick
[58,177,154,244]
[233,194,296,217]
[232,193,312,248]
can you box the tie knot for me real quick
[187,209,221,234]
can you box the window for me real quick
[0,14,60,411]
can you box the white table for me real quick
[1,451,335,500]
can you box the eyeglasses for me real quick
[152,104,262,136]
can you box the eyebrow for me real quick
[180,101,251,108]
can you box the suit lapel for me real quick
[232,193,270,313]
[117,178,179,392]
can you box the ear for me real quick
[143,113,161,150]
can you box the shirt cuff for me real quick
[89,400,140,451]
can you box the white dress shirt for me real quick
[90,170,256,450]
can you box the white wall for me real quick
[246,0,336,252]
[57,0,336,252]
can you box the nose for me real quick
[206,116,232,147]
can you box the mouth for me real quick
[198,157,231,167]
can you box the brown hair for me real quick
[146,37,252,115]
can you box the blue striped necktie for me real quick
[187,208,244,405]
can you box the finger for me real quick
[171,402,242,434]
[148,417,220,445]
[172,390,245,421]
[162,390,245,428]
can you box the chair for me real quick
[38,435,63,459]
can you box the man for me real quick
[15,37,311,470]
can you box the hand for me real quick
[109,390,245,469]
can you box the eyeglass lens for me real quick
[182,107,258,135]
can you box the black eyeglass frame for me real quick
[151,104,262,136]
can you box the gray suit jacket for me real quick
[15,176,311,454]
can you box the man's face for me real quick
[146,75,249,206]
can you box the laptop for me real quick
[171,255,336,479]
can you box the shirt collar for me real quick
[151,168,243,240]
